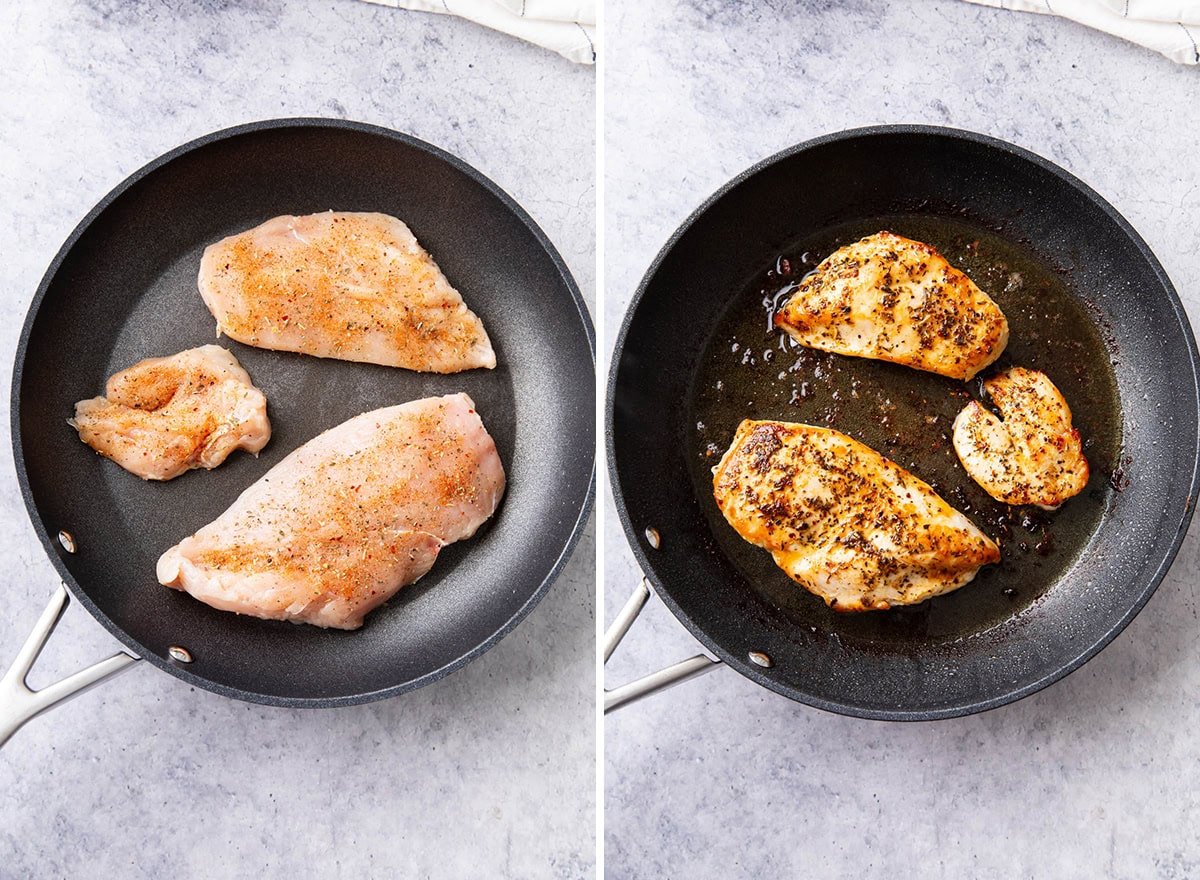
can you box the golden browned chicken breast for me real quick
[71,345,270,481]
[713,420,1000,611]
[157,393,505,630]
[953,367,1089,510]
[198,212,495,373]
[774,231,1008,380]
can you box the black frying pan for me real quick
[3,119,594,743]
[607,125,1200,721]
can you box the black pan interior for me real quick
[690,213,1121,642]
[608,127,1200,720]
[14,119,595,706]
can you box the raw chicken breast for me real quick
[156,393,505,630]
[713,420,1000,611]
[774,231,1009,380]
[953,367,1089,510]
[198,212,495,373]
[71,345,270,481]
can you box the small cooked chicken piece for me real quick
[71,345,270,481]
[198,211,495,373]
[953,367,1089,510]
[156,393,505,630]
[774,231,1009,380]
[713,420,1000,611]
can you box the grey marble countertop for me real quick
[0,2,593,878]
[604,2,1200,878]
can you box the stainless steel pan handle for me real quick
[603,578,722,713]
[0,585,139,748]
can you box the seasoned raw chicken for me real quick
[713,420,1000,611]
[198,212,495,373]
[157,393,505,629]
[775,232,1009,380]
[953,367,1089,510]
[71,345,270,481]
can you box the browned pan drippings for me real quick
[687,214,1123,645]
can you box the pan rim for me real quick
[12,116,596,708]
[605,123,1200,721]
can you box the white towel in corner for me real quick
[964,0,1200,64]
[359,0,597,65]
[1097,1,1200,22]
[491,0,594,25]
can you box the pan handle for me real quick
[0,585,139,748]
[603,578,723,713]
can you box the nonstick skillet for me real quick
[1,118,594,746]
[605,125,1200,721]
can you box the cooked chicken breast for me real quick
[953,367,1089,510]
[713,420,1000,611]
[71,345,270,481]
[198,212,495,373]
[774,231,1009,380]
[156,393,505,630]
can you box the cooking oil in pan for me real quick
[687,214,1123,645]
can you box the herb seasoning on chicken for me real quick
[713,420,1000,611]
[157,393,505,629]
[953,367,1089,509]
[71,345,270,481]
[199,212,495,373]
[774,231,1008,380]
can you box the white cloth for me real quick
[964,0,1200,64]
[1097,1,1200,22]
[491,0,593,24]
[360,0,596,65]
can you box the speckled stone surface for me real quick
[0,2,593,878]
[604,2,1200,877]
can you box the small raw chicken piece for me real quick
[71,345,270,481]
[775,231,1009,380]
[198,211,495,373]
[713,420,1000,611]
[953,367,1089,510]
[156,393,505,630]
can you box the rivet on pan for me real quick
[167,646,193,664]
[749,651,773,668]
[644,527,661,550]
[57,530,77,554]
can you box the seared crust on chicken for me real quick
[713,420,1000,611]
[774,232,1008,381]
[953,367,1089,510]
